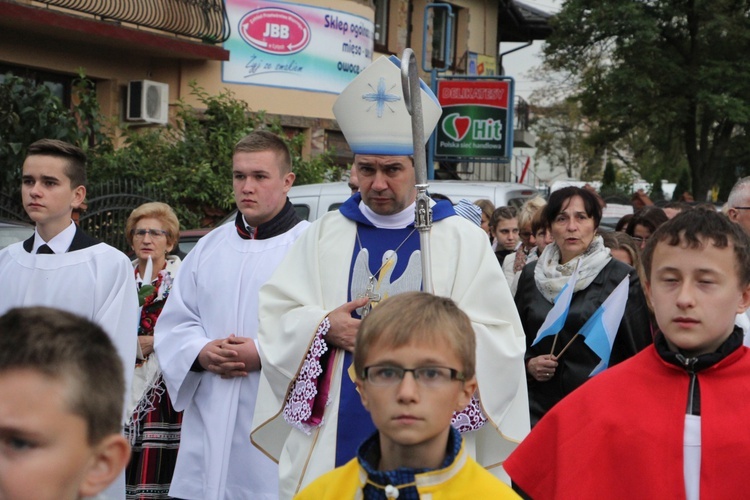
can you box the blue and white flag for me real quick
[581,276,630,377]
[532,261,580,347]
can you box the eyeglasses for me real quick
[361,365,465,387]
[733,207,750,210]
[631,236,649,244]
[132,229,168,239]
[519,231,533,238]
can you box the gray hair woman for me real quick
[124,201,183,498]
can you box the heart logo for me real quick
[442,113,471,141]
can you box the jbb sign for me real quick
[239,8,311,55]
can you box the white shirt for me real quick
[31,220,76,253]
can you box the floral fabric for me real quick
[283,318,332,434]
[126,260,182,499]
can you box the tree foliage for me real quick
[649,177,665,202]
[600,161,617,197]
[599,160,638,199]
[0,71,107,195]
[531,98,600,180]
[91,82,341,227]
[542,0,750,199]
[673,167,692,201]
[0,76,340,228]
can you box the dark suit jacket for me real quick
[23,224,100,253]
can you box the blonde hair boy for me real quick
[296,292,519,499]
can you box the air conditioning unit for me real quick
[127,80,169,124]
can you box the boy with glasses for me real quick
[295,292,519,499]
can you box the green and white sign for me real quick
[434,79,513,159]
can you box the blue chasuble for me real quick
[334,194,455,466]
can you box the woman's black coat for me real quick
[515,258,652,427]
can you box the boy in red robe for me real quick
[505,208,750,499]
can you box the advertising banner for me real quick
[223,0,374,93]
[467,53,497,76]
[434,79,512,159]
[477,55,497,76]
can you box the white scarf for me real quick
[534,235,611,303]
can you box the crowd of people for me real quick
[2,54,750,500]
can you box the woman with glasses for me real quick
[515,187,652,427]
[626,206,669,250]
[124,202,183,499]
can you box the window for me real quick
[326,129,353,168]
[374,0,389,53]
[0,64,73,108]
[431,7,450,68]
[293,205,311,221]
[430,4,466,72]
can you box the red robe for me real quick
[504,344,750,500]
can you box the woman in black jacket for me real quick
[515,187,652,426]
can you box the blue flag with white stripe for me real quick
[580,275,630,377]
[532,261,580,346]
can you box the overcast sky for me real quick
[500,0,562,101]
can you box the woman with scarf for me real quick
[124,202,182,499]
[515,187,652,427]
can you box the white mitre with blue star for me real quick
[333,55,442,155]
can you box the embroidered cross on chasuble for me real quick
[335,224,423,466]
[353,226,419,317]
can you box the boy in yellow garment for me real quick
[295,292,519,499]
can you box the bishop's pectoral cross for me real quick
[357,276,381,318]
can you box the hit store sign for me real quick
[435,80,511,159]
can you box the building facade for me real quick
[1,0,548,173]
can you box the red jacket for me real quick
[505,339,750,500]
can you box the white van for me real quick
[289,180,539,221]
[182,180,539,254]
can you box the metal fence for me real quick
[0,188,27,222]
[80,179,162,253]
[34,0,230,43]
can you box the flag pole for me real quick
[550,334,559,356]
[553,333,580,360]
[401,49,433,293]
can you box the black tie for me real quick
[37,244,54,254]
